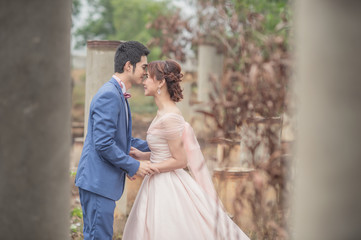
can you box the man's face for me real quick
[131,55,148,85]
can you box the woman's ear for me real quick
[158,79,166,88]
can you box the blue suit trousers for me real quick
[79,188,116,240]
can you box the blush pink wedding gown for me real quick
[122,113,250,240]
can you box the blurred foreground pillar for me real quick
[293,1,361,239]
[84,40,127,235]
[0,1,71,239]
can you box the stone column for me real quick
[176,73,194,122]
[176,57,197,122]
[84,40,127,235]
[293,1,361,239]
[0,1,71,239]
[192,45,223,139]
[84,40,122,134]
[197,44,223,103]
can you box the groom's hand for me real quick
[136,161,160,177]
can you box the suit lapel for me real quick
[126,99,132,136]
[110,78,130,137]
[110,78,125,101]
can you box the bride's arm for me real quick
[151,137,187,172]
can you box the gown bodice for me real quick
[146,113,185,163]
[147,134,172,162]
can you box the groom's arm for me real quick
[92,92,140,177]
[131,138,150,152]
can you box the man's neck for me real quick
[114,72,132,90]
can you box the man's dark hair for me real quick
[114,41,150,73]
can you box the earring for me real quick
[157,88,161,95]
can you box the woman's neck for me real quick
[154,95,175,114]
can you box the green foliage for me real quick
[70,223,81,233]
[71,207,83,218]
[70,207,83,237]
[72,0,81,17]
[74,0,116,47]
[73,0,172,61]
[72,0,82,28]
[69,170,77,177]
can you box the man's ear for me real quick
[125,61,132,72]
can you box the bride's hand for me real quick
[129,147,145,160]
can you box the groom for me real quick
[75,41,158,239]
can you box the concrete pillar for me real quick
[197,45,223,103]
[213,169,253,231]
[84,40,127,235]
[293,1,361,239]
[0,1,71,239]
[191,45,223,139]
[177,58,197,122]
[84,40,122,134]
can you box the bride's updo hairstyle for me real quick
[148,60,184,102]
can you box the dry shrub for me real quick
[149,1,293,239]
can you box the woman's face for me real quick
[143,73,159,97]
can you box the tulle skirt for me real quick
[122,169,250,240]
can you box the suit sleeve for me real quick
[131,138,150,152]
[92,91,140,177]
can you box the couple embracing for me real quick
[75,41,250,240]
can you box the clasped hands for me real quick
[127,147,159,181]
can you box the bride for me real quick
[122,59,250,240]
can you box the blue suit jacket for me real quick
[75,77,150,201]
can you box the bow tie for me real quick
[124,92,131,99]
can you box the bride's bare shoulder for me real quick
[170,107,182,116]
[166,107,183,117]
[159,107,183,117]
